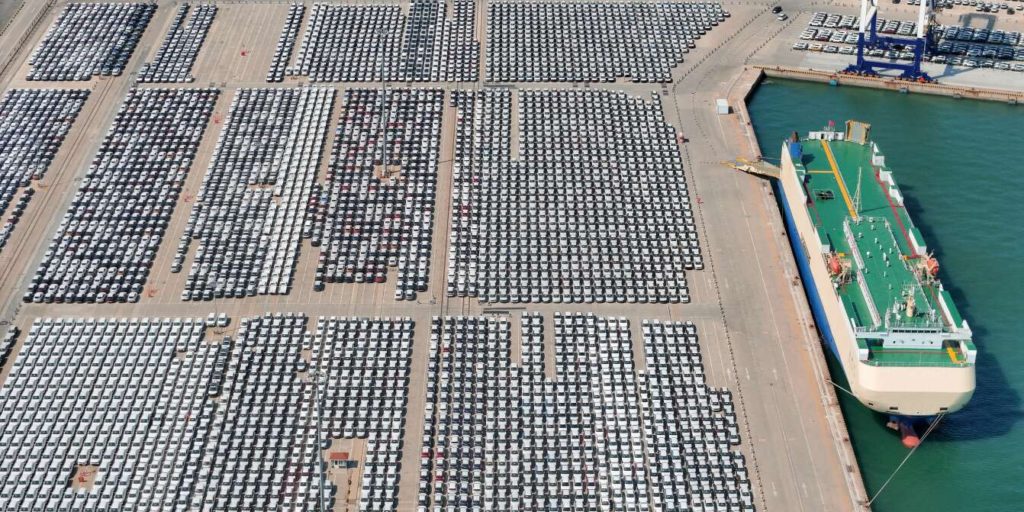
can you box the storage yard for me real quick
[0,0,952,510]
[761,0,1024,90]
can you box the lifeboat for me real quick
[827,252,845,277]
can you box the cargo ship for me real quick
[776,121,976,447]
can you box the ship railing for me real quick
[842,221,883,328]
[860,339,973,368]
[887,320,947,332]
[854,325,960,339]
[860,358,971,368]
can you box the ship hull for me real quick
[777,143,975,420]
[780,179,944,438]
[775,180,839,361]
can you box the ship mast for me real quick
[854,166,863,218]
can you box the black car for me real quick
[772,5,783,13]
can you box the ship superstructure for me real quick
[776,121,976,446]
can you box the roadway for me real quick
[661,4,868,510]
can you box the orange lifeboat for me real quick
[924,256,940,277]
[827,253,843,276]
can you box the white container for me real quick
[716,99,730,115]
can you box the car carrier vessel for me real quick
[776,120,976,447]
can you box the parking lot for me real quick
[0,88,89,253]
[0,2,866,511]
[417,314,753,510]
[792,11,1024,72]
[190,3,292,85]
[447,89,701,303]
[137,3,217,83]
[26,2,155,81]
[487,1,728,82]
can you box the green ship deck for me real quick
[792,132,973,367]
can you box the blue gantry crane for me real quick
[845,0,935,81]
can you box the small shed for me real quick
[715,99,730,115]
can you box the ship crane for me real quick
[845,0,936,81]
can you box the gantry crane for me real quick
[845,0,936,81]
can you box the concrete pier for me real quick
[759,65,1024,104]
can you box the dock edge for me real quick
[729,65,872,512]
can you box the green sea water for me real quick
[747,79,1024,511]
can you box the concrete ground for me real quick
[0,1,902,511]
[0,0,24,34]
[0,0,47,80]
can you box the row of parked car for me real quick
[267,3,305,82]
[486,1,727,83]
[799,28,860,45]
[809,11,921,36]
[940,25,1023,46]
[936,39,1024,59]
[0,89,89,253]
[0,188,32,253]
[28,3,154,81]
[794,39,1024,71]
[315,89,444,301]
[800,13,1024,71]
[0,317,221,510]
[810,12,868,31]
[292,1,479,82]
[811,13,1024,49]
[137,4,217,83]
[416,314,752,511]
[0,314,418,511]
[0,328,15,369]
[175,87,335,301]
[910,0,1021,14]
[201,314,414,511]
[25,89,220,304]
[447,89,701,304]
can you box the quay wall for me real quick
[727,64,872,512]
[759,65,1024,104]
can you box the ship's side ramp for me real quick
[723,157,780,179]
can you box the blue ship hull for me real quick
[774,180,840,362]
